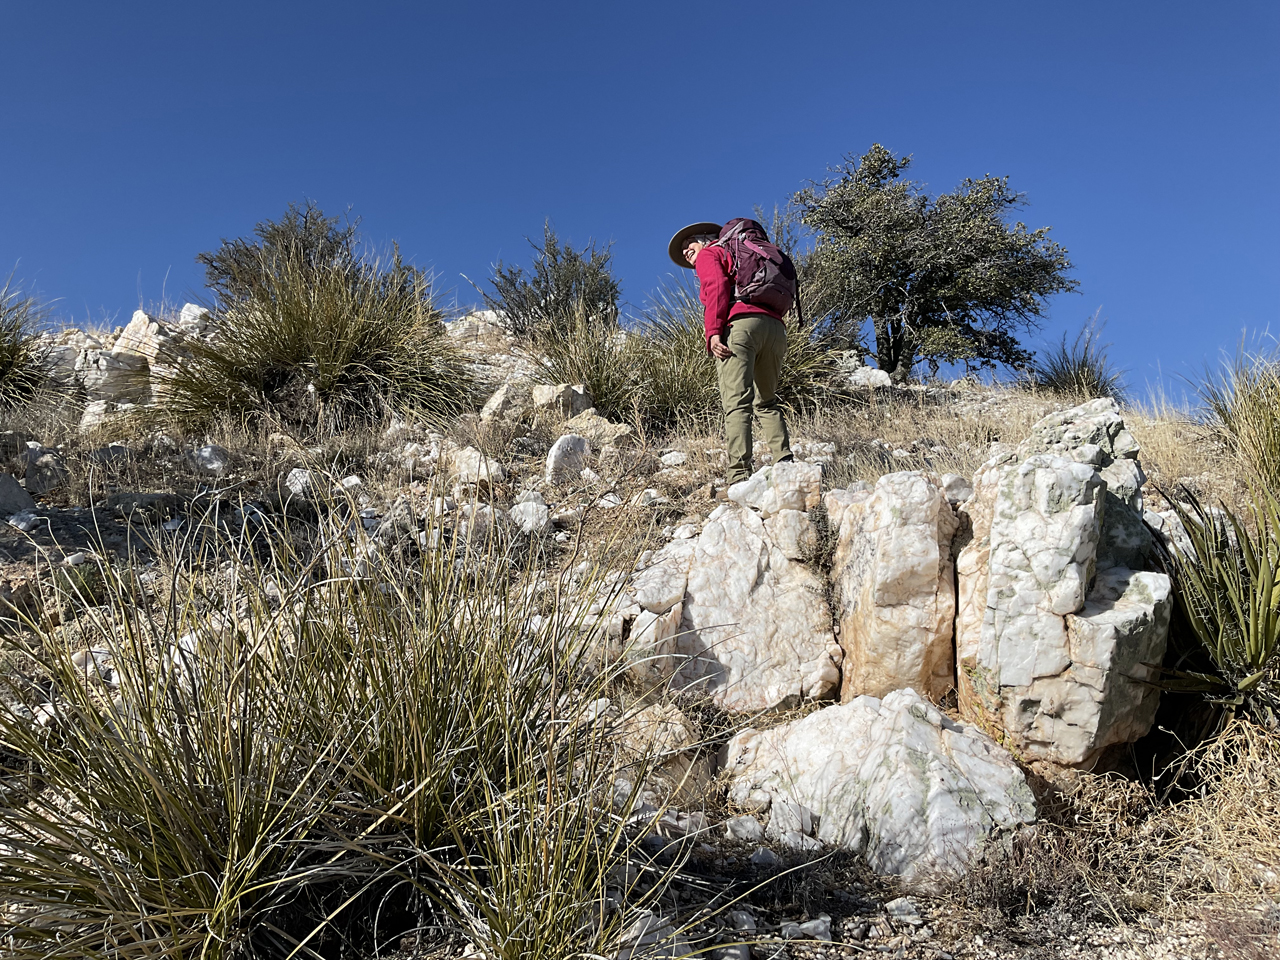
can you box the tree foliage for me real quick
[197,199,359,306]
[484,224,620,343]
[796,144,1077,381]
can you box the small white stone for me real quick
[725,815,764,841]
[798,915,832,940]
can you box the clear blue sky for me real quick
[2,1,1276,400]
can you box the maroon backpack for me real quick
[713,218,798,317]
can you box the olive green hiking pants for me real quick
[716,313,792,484]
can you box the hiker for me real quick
[668,218,796,486]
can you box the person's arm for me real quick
[696,246,733,358]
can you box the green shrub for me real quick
[1197,344,1280,492]
[161,204,475,435]
[1029,317,1125,402]
[0,274,52,408]
[485,224,621,343]
[1156,487,1280,725]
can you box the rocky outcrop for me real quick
[955,399,1172,767]
[828,472,958,702]
[724,688,1036,884]
[619,465,839,713]
[678,504,840,711]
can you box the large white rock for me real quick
[449,446,505,486]
[479,381,533,422]
[830,472,958,702]
[545,434,591,484]
[531,382,593,417]
[727,461,823,518]
[113,310,174,364]
[563,408,635,448]
[79,349,148,403]
[675,504,839,711]
[724,688,1036,883]
[850,366,893,389]
[955,400,1172,767]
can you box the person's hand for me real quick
[709,334,733,360]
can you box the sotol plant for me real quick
[0,496,675,958]
[0,274,52,408]
[158,202,475,435]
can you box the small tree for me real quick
[796,144,1077,381]
[484,224,620,343]
[197,200,358,306]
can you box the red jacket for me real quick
[695,244,784,350]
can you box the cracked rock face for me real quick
[956,399,1172,767]
[622,497,839,713]
[724,688,1036,883]
[829,472,958,702]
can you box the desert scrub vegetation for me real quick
[1198,343,1280,493]
[1155,487,1280,726]
[0,505,683,959]
[0,275,52,409]
[1028,316,1126,402]
[155,202,475,436]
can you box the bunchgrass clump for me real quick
[1029,317,1126,402]
[0,493,674,958]
[1197,344,1280,493]
[531,301,643,423]
[0,274,52,408]
[157,204,476,436]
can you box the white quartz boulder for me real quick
[676,504,839,711]
[545,434,591,484]
[727,460,822,518]
[829,472,958,702]
[955,399,1172,767]
[532,382,593,417]
[724,688,1036,883]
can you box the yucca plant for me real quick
[0,274,52,408]
[1155,486,1280,726]
[1029,316,1125,402]
[1197,344,1280,493]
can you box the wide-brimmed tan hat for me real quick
[667,221,722,268]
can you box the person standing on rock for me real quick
[668,218,796,486]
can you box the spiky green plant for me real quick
[161,206,475,435]
[1156,487,1280,725]
[0,486,657,958]
[0,275,52,408]
[1029,317,1125,402]
[1197,344,1280,493]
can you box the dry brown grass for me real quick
[1127,396,1251,513]
[927,717,1280,957]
